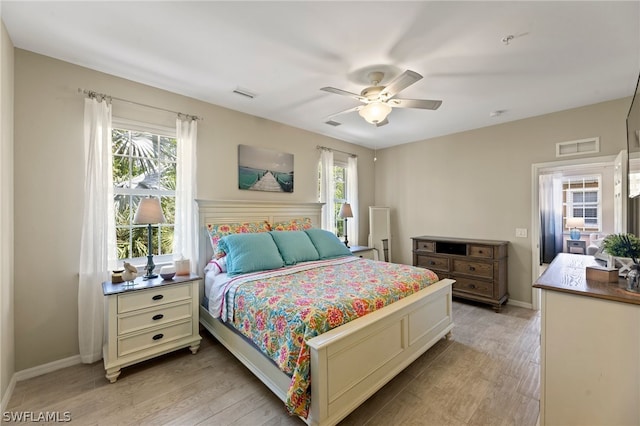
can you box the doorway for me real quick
[530,152,623,309]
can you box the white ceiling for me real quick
[3,1,640,149]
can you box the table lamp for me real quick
[338,202,353,247]
[133,197,166,279]
[566,217,585,240]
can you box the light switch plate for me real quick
[516,228,528,238]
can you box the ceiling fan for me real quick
[321,70,442,127]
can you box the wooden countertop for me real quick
[533,253,640,305]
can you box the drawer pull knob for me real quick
[429,261,436,265]
[469,266,476,271]
[470,284,476,289]
[152,294,164,301]
[152,314,164,321]
[478,250,483,254]
[152,333,164,341]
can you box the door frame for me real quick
[531,154,619,310]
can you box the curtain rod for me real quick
[78,88,203,121]
[316,145,357,158]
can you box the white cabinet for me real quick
[102,275,202,383]
[535,254,640,425]
[368,206,391,262]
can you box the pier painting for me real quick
[238,145,294,193]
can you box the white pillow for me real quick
[204,256,227,275]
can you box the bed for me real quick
[197,199,454,426]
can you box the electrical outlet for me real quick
[515,228,528,238]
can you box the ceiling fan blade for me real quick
[327,105,364,119]
[389,98,442,110]
[375,118,389,128]
[320,87,368,102]
[379,70,423,99]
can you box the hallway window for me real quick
[563,175,601,231]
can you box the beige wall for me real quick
[13,49,375,371]
[0,19,15,405]
[375,98,630,305]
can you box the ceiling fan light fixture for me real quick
[359,101,392,124]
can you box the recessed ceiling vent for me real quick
[325,120,342,127]
[232,87,256,99]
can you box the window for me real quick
[112,121,176,261]
[563,175,601,232]
[334,161,347,237]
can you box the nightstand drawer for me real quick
[118,283,192,313]
[415,255,449,272]
[453,277,493,298]
[118,319,192,357]
[118,301,192,335]
[452,259,493,279]
[468,245,493,259]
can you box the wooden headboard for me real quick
[196,199,324,273]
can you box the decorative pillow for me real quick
[269,231,320,265]
[207,221,270,258]
[218,233,284,276]
[204,256,227,276]
[304,228,353,259]
[270,217,313,231]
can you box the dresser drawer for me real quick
[117,319,193,357]
[118,301,192,335]
[414,240,435,252]
[453,277,493,298]
[118,283,192,314]
[452,259,493,279]
[415,255,449,272]
[468,245,493,259]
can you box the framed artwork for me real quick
[238,144,294,193]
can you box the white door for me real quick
[614,150,627,233]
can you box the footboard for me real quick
[306,278,454,426]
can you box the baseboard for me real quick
[507,298,534,310]
[14,355,82,382]
[1,373,16,413]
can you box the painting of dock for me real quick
[238,144,294,193]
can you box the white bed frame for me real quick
[196,199,454,426]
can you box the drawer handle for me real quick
[152,333,164,341]
[469,266,476,271]
[469,284,476,289]
[152,314,164,321]
[152,294,164,301]
[478,250,483,254]
[429,261,436,265]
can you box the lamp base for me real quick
[142,273,158,280]
[570,229,581,240]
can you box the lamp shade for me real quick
[359,101,392,124]
[133,198,166,224]
[566,217,585,229]
[338,203,353,218]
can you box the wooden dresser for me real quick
[411,236,509,311]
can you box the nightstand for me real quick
[102,274,202,383]
[350,245,377,260]
[566,239,586,255]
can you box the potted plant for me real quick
[601,233,640,291]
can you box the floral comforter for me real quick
[219,256,439,418]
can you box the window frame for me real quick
[562,174,602,232]
[112,118,177,266]
[333,159,348,237]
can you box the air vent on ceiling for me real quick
[232,88,256,99]
[325,120,342,127]
[556,137,600,157]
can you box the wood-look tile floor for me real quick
[6,301,540,425]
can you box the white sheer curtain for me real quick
[347,155,359,245]
[78,97,117,363]
[173,117,198,273]
[319,149,335,232]
[540,173,564,264]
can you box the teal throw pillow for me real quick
[269,231,320,265]
[304,228,353,259]
[218,233,284,275]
